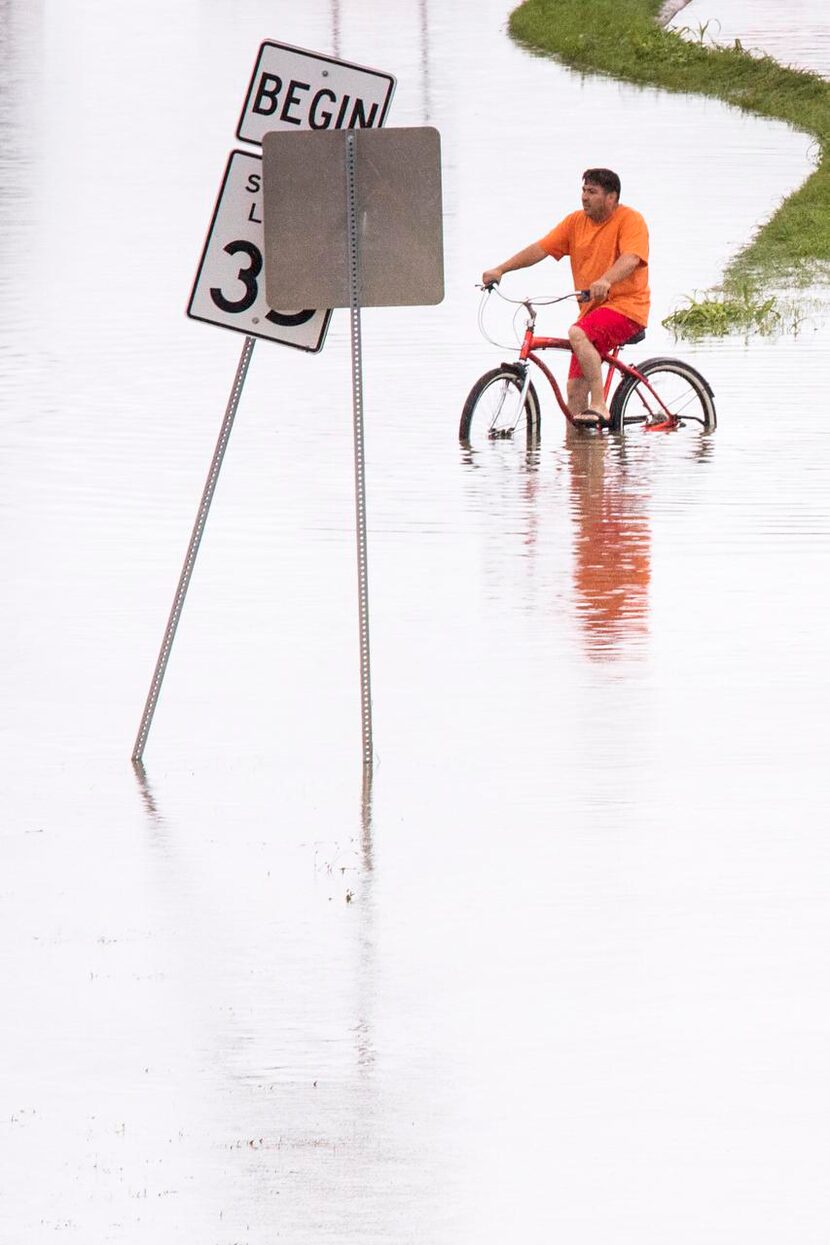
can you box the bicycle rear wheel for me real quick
[459,364,541,447]
[609,357,716,434]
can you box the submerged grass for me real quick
[662,284,784,338]
[508,0,830,335]
[662,283,818,339]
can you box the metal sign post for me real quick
[345,133,373,768]
[261,126,444,772]
[132,336,255,763]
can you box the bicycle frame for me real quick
[464,287,715,441]
[513,300,672,427]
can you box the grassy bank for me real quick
[508,0,830,334]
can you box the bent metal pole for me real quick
[345,131,374,769]
[131,335,256,762]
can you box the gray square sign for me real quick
[262,127,444,309]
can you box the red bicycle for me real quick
[460,286,716,445]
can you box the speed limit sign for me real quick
[187,149,330,351]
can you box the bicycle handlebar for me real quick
[478,283,590,305]
[475,282,589,350]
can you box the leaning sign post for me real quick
[131,42,395,765]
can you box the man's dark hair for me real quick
[582,168,621,199]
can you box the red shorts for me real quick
[568,307,644,379]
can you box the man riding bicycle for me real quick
[482,168,650,427]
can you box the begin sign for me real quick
[237,41,396,146]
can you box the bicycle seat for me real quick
[623,328,646,346]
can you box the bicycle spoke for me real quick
[487,383,524,434]
[459,367,541,447]
[613,359,716,433]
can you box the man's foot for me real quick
[573,408,609,428]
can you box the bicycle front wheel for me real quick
[609,357,716,434]
[459,364,541,447]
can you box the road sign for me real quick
[141,43,400,763]
[237,40,396,146]
[262,128,444,309]
[187,149,330,351]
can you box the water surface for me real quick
[2,1,829,1242]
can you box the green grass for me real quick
[661,283,814,339]
[508,0,830,334]
[662,283,783,337]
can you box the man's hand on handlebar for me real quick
[588,277,611,303]
[481,268,502,288]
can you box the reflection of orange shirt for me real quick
[573,514,650,640]
[539,206,650,326]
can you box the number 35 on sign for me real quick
[187,149,330,352]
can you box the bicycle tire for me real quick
[609,357,716,434]
[459,364,541,446]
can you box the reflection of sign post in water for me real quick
[262,127,444,766]
[131,42,396,766]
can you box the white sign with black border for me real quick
[237,40,396,146]
[187,149,330,352]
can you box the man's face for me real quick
[581,181,617,222]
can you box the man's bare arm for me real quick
[482,241,548,287]
[588,252,643,302]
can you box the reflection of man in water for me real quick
[567,434,650,655]
[482,168,650,427]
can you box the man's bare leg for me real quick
[567,376,590,419]
[568,325,610,423]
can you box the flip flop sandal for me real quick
[574,409,609,428]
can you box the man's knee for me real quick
[568,323,587,349]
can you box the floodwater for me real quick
[671,0,830,77]
[2,1,829,1241]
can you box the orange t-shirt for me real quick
[539,205,650,326]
